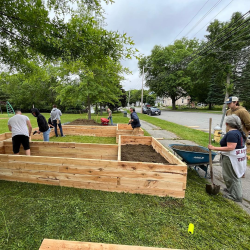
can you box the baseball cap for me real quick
[225,96,238,104]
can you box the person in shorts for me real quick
[8,110,32,155]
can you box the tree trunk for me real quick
[222,73,230,112]
[100,103,103,115]
[209,102,212,110]
[172,97,176,110]
[95,103,98,114]
[87,95,91,120]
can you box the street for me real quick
[135,107,226,133]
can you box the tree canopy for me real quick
[0,0,137,117]
[138,38,199,109]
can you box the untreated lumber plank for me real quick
[120,135,152,145]
[39,239,181,250]
[59,165,187,182]
[59,180,185,198]
[4,140,118,160]
[118,135,121,161]
[151,138,185,166]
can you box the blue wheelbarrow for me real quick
[169,144,217,178]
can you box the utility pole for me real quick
[127,90,130,107]
[141,66,144,114]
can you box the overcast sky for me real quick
[101,0,250,91]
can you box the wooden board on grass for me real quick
[39,239,182,250]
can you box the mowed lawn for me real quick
[0,112,250,250]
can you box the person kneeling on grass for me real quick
[31,108,51,142]
[208,115,247,202]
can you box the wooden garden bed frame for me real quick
[0,126,187,198]
[39,239,182,250]
[31,124,143,141]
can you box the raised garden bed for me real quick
[116,124,144,143]
[31,123,143,141]
[0,129,187,198]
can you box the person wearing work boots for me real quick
[31,108,51,141]
[225,96,250,177]
[50,105,65,137]
[128,106,141,135]
[208,115,247,202]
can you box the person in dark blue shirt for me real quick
[208,115,247,202]
[128,107,141,135]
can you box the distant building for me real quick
[161,96,191,107]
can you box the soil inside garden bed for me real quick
[121,144,171,164]
[171,145,208,153]
[67,119,102,126]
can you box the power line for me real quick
[187,11,250,62]
[171,0,211,44]
[193,0,234,37]
[184,0,223,37]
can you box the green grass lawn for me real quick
[0,113,250,249]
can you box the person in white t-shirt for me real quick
[8,110,32,155]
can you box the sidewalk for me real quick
[140,120,250,215]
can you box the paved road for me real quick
[136,108,226,133]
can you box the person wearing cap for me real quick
[128,107,141,135]
[225,96,250,177]
[225,96,250,138]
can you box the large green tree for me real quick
[0,63,58,111]
[139,38,199,110]
[0,1,137,116]
[53,57,126,119]
[0,0,115,69]
[203,12,250,109]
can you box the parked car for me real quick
[196,103,207,107]
[142,106,148,114]
[147,107,161,116]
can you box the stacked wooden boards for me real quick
[0,128,187,198]
[39,239,182,250]
[31,125,117,140]
[31,124,144,142]
[116,124,144,142]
